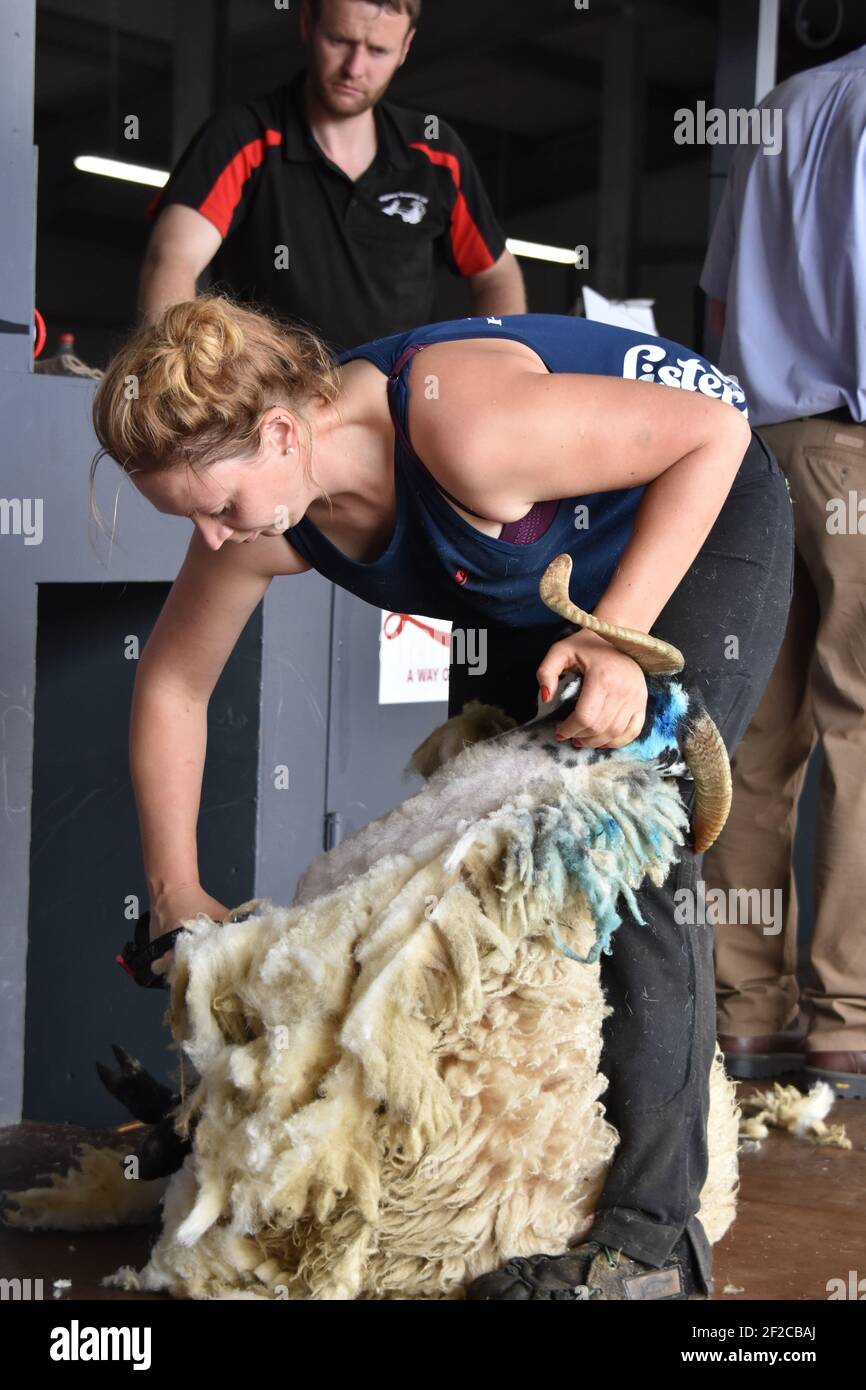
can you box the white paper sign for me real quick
[378,609,452,704]
[580,284,659,336]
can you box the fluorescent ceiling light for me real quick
[506,237,580,265]
[74,155,169,187]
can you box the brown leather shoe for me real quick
[803,1051,866,1100]
[719,1027,807,1080]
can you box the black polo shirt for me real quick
[146,68,508,354]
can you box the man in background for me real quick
[700,43,866,1096]
[138,0,525,348]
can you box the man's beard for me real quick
[312,69,392,118]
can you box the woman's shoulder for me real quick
[404,336,552,521]
[405,335,550,450]
[411,333,549,379]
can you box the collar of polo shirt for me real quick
[279,66,411,173]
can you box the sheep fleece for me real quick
[110,708,738,1298]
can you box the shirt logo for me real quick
[622,342,749,417]
[379,191,429,224]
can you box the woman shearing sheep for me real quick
[90,293,794,1301]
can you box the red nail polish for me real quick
[555,733,566,741]
[540,686,550,702]
[573,740,583,747]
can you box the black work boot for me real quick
[464,1234,710,1300]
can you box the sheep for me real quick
[2,554,740,1300]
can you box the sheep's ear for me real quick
[405,733,449,780]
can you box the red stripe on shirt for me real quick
[146,128,283,235]
[407,141,497,276]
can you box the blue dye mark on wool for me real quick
[539,678,691,965]
[546,815,640,964]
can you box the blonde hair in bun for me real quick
[89,290,340,545]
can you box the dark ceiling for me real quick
[32,0,866,355]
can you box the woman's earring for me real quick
[284,446,295,454]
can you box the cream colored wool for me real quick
[0,1144,170,1230]
[4,708,741,1299]
[738,1081,851,1149]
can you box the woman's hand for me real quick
[147,883,231,978]
[536,629,648,750]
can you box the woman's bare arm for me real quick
[131,528,310,897]
[407,344,752,632]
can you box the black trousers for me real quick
[447,430,795,1292]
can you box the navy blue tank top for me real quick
[283,313,750,629]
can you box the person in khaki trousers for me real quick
[698,42,866,1098]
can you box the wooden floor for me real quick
[1,1072,863,1301]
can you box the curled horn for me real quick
[539,554,684,675]
[680,707,733,854]
[538,553,732,853]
